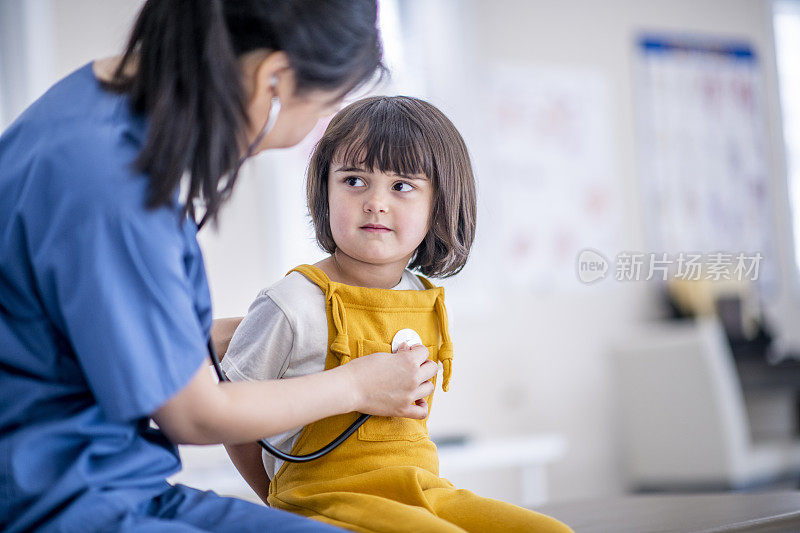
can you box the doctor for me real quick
[0,0,438,531]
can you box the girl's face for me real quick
[327,159,433,270]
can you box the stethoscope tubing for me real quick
[206,320,370,462]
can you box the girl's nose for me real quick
[363,192,388,214]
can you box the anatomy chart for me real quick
[635,36,774,289]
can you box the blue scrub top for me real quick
[0,64,212,531]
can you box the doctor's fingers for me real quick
[400,399,428,420]
[417,359,438,382]
[403,344,430,365]
[414,378,435,401]
[404,399,429,420]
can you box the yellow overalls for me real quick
[268,265,572,533]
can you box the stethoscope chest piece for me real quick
[391,328,423,353]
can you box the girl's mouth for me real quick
[361,224,391,233]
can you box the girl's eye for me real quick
[344,177,365,187]
[393,182,414,192]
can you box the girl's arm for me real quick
[224,442,270,504]
[152,344,436,445]
[211,317,243,360]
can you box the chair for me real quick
[611,317,800,491]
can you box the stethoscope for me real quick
[205,338,370,463]
[195,86,424,463]
[205,330,422,463]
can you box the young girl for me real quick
[222,96,572,533]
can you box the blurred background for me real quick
[2,0,800,508]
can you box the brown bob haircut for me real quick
[307,96,477,278]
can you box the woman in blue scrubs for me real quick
[0,1,439,531]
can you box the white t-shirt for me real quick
[222,269,427,478]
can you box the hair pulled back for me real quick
[105,0,384,223]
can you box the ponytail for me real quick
[105,0,247,222]
[105,0,384,224]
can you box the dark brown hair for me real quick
[307,96,476,278]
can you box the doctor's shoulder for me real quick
[17,117,154,219]
[3,69,154,212]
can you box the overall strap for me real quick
[288,264,330,290]
[416,274,436,290]
[416,274,454,392]
[288,264,353,364]
[434,294,454,391]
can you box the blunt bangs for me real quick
[330,100,435,180]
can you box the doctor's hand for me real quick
[344,344,437,420]
[155,343,435,446]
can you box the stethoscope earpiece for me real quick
[242,77,281,160]
[197,75,283,230]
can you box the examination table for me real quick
[538,491,800,532]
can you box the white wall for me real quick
[0,0,144,127]
[2,0,795,504]
[51,0,144,79]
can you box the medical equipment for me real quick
[206,328,423,462]
[207,337,370,462]
[204,307,429,460]
[391,329,423,353]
